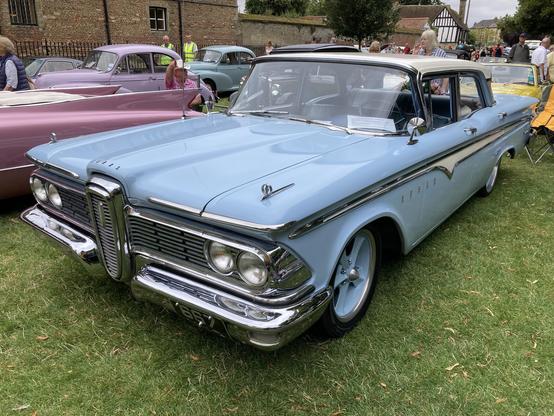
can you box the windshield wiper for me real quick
[349,127,406,136]
[285,116,352,134]
[230,110,289,116]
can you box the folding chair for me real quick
[526,85,554,164]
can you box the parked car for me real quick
[270,43,360,54]
[444,49,470,60]
[33,44,213,100]
[525,40,541,51]
[0,89,202,200]
[484,62,542,100]
[188,45,255,94]
[22,54,536,350]
[25,56,82,79]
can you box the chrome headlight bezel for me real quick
[30,177,48,202]
[205,241,236,275]
[47,183,63,208]
[237,251,269,287]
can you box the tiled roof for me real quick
[472,18,499,29]
[398,5,468,31]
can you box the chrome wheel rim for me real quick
[486,161,500,193]
[332,229,376,323]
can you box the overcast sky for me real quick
[236,0,520,28]
[439,0,518,26]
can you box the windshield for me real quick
[82,51,118,71]
[490,65,534,85]
[196,49,222,63]
[25,58,44,76]
[231,61,417,134]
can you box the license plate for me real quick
[173,303,226,337]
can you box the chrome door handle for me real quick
[464,127,477,136]
[498,112,507,120]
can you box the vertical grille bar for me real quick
[90,193,120,277]
[85,177,131,281]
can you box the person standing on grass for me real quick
[417,30,447,58]
[183,34,198,63]
[0,36,30,91]
[531,37,551,83]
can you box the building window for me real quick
[9,0,38,26]
[149,7,167,31]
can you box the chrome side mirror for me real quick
[407,117,426,145]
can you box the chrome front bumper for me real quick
[22,205,331,350]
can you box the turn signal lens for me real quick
[237,252,268,287]
[207,242,235,274]
[31,177,47,202]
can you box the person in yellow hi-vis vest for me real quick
[183,33,198,63]
[160,35,175,66]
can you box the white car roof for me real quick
[261,52,492,79]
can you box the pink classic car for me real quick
[33,44,213,101]
[0,89,202,199]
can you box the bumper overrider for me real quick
[22,198,331,351]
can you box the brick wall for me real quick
[239,14,334,46]
[0,0,238,51]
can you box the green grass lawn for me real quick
[1,152,553,415]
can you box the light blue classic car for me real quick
[22,54,536,350]
[188,45,255,94]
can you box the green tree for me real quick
[325,0,400,48]
[306,0,326,15]
[497,0,553,41]
[245,0,308,16]
[515,0,553,38]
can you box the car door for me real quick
[219,52,242,90]
[151,52,176,90]
[40,60,76,75]
[415,73,482,239]
[238,51,254,80]
[109,53,154,91]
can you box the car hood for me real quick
[491,83,541,98]
[34,69,107,87]
[28,115,371,214]
[188,62,217,71]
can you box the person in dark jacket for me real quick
[0,36,30,91]
[508,33,530,63]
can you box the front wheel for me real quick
[478,157,502,197]
[316,227,381,338]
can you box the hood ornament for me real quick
[261,183,295,201]
[49,132,57,144]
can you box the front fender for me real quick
[196,70,233,92]
[275,199,409,293]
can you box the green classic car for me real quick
[188,45,255,94]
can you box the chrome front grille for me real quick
[58,187,91,227]
[128,215,208,269]
[90,193,120,277]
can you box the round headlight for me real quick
[237,252,268,287]
[207,242,235,274]
[47,184,62,208]
[31,177,47,202]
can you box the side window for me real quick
[227,52,239,65]
[126,53,152,74]
[153,53,173,73]
[220,53,230,64]
[423,76,454,129]
[239,52,253,65]
[116,56,128,74]
[458,75,484,120]
[41,61,75,73]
